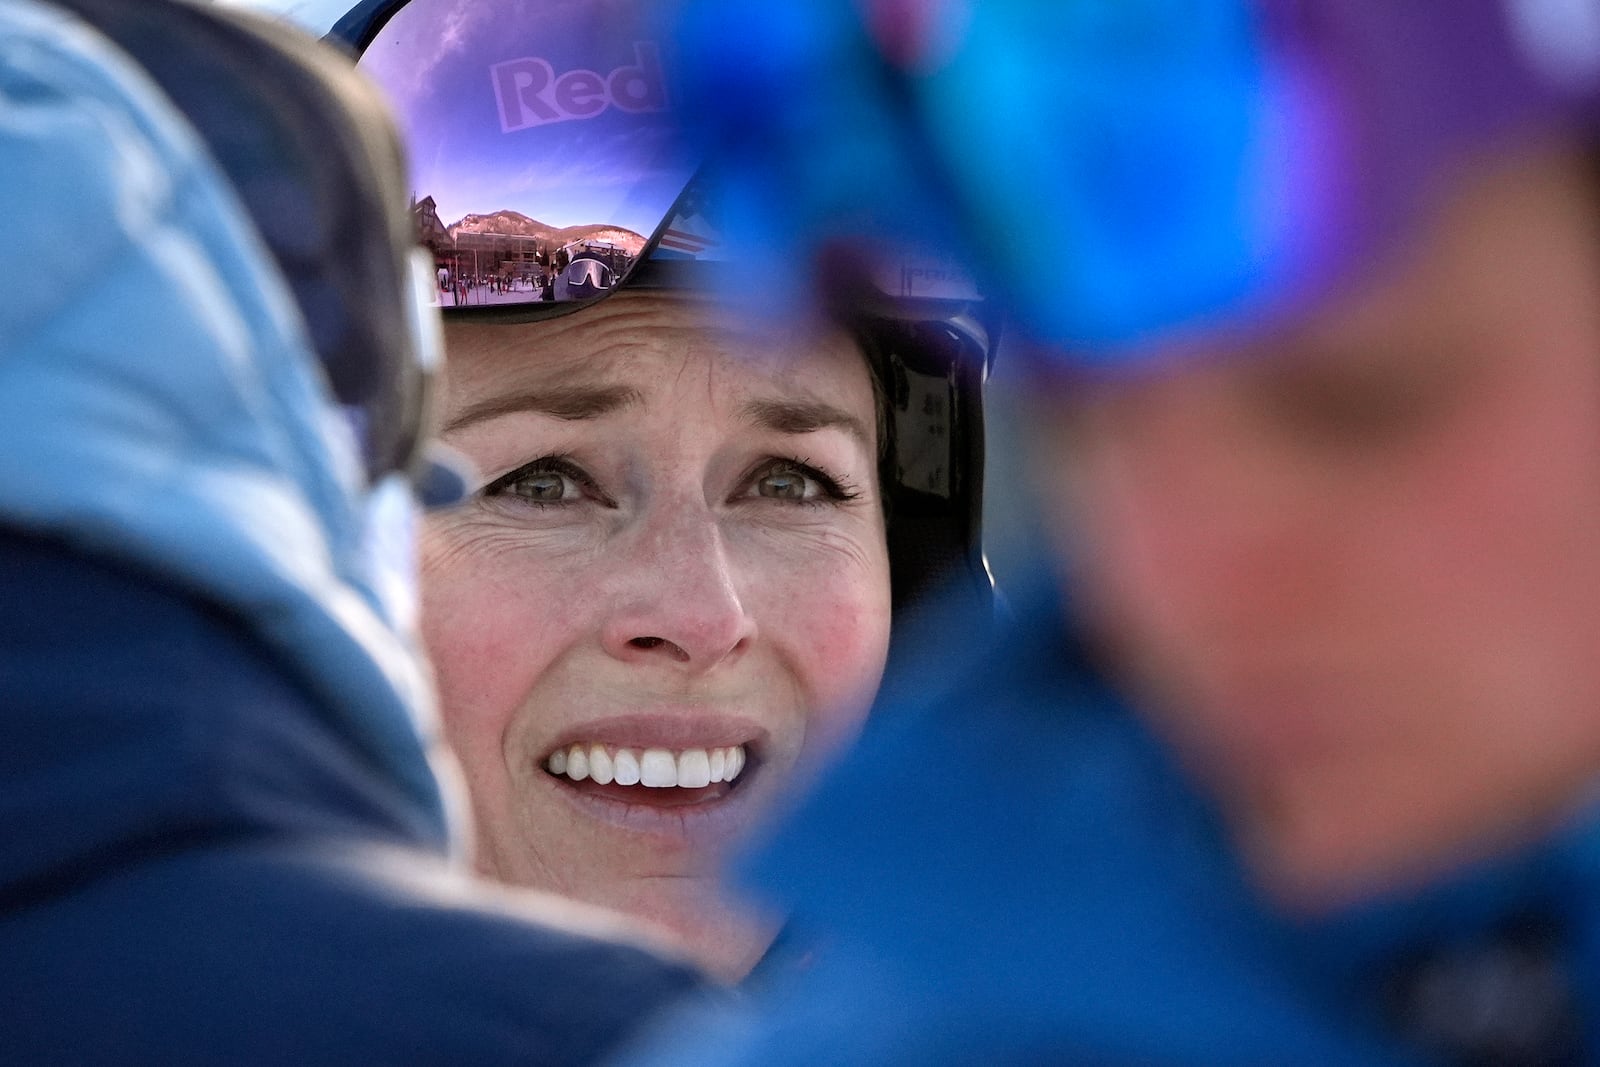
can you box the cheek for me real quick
[1367,381,1600,684]
[418,526,579,777]
[748,535,892,756]
[1031,415,1205,651]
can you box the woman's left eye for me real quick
[743,459,858,505]
[756,468,816,500]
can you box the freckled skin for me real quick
[422,291,891,979]
[1033,144,1600,911]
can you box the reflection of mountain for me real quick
[447,210,645,254]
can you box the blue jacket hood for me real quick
[0,0,461,884]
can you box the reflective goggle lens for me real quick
[352,0,696,315]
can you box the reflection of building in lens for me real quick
[410,196,647,304]
[453,229,544,286]
[413,196,452,258]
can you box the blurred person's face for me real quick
[423,291,891,979]
[1034,143,1600,910]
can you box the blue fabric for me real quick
[628,575,1600,1064]
[0,528,704,1065]
[0,6,703,1061]
[0,0,451,836]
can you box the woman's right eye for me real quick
[505,470,578,503]
[481,457,605,508]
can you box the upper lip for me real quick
[541,711,770,759]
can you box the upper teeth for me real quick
[546,744,747,788]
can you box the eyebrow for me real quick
[443,383,642,434]
[739,397,872,449]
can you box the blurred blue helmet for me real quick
[664,0,1600,368]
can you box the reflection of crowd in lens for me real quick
[411,188,651,309]
[440,271,539,306]
[429,241,638,307]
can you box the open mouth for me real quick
[544,743,750,808]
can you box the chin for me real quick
[636,883,784,983]
[474,829,784,982]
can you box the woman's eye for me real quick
[745,459,859,505]
[507,470,578,503]
[756,468,818,500]
[1254,341,1468,450]
[482,457,605,508]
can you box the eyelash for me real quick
[478,454,862,509]
[481,454,610,508]
[743,456,862,506]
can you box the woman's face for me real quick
[423,291,891,979]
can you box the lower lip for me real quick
[537,766,759,843]
[573,779,734,807]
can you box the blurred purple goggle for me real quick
[330,0,702,321]
[660,0,1600,363]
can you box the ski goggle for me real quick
[329,0,704,322]
[330,0,999,331]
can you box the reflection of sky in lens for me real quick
[361,0,692,235]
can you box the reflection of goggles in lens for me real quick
[330,0,698,322]
[560,256,615,297]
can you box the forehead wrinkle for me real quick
[441,292,876,444]
[442,382,642,434]
[441,311,677,435]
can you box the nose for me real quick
[600,508,757,671]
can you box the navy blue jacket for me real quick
[0,534,701,1065]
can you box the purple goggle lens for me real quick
[337,0,698,319]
